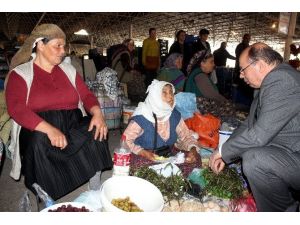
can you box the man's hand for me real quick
[209,150,225,174]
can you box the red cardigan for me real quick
[6,63,99,131]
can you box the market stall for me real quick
[37,94,255,213]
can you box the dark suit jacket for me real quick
[222,63,300,163]
[192,39,211,55]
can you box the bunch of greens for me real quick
[202,167,244,199]
[133,165,190,204]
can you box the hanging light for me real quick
[74,29,89,36]
[271,22,277,29]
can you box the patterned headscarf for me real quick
[163,53,183,69]
[9,24,66,71]
[186,50,212,75]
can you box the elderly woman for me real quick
[157,53,186,92]
[5,24,112,200]
[123,80,200,169]
[185,50,227,102]
[112,38,146,101]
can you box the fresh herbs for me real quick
[133,166,190,204]
[202,167,244,199]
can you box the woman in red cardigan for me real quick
[5,24,112,200]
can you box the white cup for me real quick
[218,130,233,150]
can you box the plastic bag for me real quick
[229,195,257,212]
[185,112,220,149]
[202,195,230,212]
[149,162,182,178]
[175,92,197,120]
[32,183,55,210]
[73,190,102,212]
[19,191,32,212]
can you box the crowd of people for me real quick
[2,23,300,212]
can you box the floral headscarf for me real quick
[163,53,183,69]
[186,50,212,75]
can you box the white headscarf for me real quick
[133,79,176,123]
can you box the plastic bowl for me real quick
[100,176,164,212]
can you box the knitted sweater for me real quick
[6,64,98,130]
[6,58,91,179]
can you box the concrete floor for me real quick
[0,130,121,212]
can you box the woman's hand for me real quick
[35,120,68,150]
[89,106,108,141]
[138,149,157,161]
[47,127,68,149]
[185,147,199,163]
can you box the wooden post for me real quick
[90,35,94,49]
[129,24,133,39]
[283,12,297,62]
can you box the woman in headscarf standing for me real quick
[112,38,146,101]
[5,24,113,200]
[185,50,227,102]
[123,80,201,175]
[157,53,186,93]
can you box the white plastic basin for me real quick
[100,176,164,212]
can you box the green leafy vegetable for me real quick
[202,167,244,199]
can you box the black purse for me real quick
[152,113,172,157]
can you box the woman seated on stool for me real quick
[5,24,113,200]
[123,79,200,167]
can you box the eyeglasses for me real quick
[240,60,257,73]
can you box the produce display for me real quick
[197,97,248,128]
[162,197,230,212]
[130,148,201,178]
[202,199,229,212]
[111,197,143,212]
[48,204,90,212]
[202,167,244,200]
[163,199,204,212]
[134,166,190,203]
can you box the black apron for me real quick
[20,109,113,200]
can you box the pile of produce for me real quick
[197,97,248,128]
[48,204,90,212]
[162,197,230,212]
[111,197,143,212]
[202,198,230,212]
[202,167,244,200]
[133,166,190,204]
[163,199,204,212]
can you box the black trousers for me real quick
[242,146,300,211]
[144,69,158,88]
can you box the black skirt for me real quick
[20,109,113,200]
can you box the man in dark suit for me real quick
[209,42,300,211]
